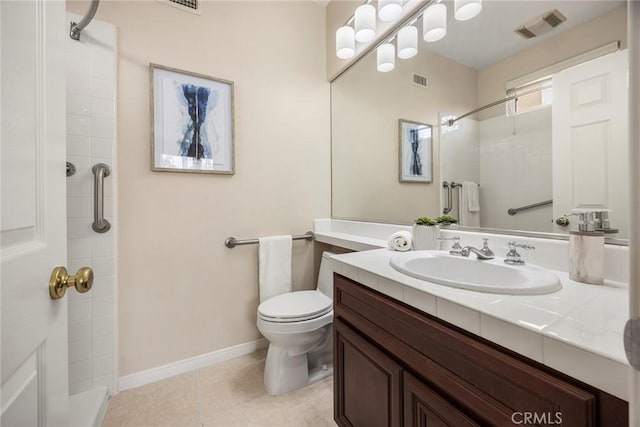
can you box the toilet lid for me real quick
[258,290,332,322]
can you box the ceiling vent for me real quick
[169,0,197,10]
[158,0,200,15]
[515,9,566,39]
[412,73,428,88]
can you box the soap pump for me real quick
[567,209,604,285]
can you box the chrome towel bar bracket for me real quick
[225,231,314,249]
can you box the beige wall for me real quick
[332,48,477,223]
[478,6,627,119]
[67,0,330,376]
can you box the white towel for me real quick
[388,231,412,251]
[459,182,480,227]
[258,235,292,303]
[463,181,480,212]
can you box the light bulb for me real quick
[397,26,417,59]
[377,43,395,72]
[454,0,482,21]
[423,4,447,42]
[378,0,402,22]
[336,26,355,59]
[355,4,376,43]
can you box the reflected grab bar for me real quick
[92,163,111,233]
[507,199,553,216]
[442,181,478,214]
[442,181,453,214]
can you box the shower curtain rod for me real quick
[447,85,549,127]
[70,0,100,41]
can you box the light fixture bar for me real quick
[331,0,440,82]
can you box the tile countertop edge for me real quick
[314,231,387,252]
[329,250,630,402]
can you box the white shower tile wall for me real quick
[478,108,553,233]
[66,14,118,396]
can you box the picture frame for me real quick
[150,64,235,174]
[398,119,433,183]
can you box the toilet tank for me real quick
[317,251,336,299]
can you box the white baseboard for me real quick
[118,338,268,392]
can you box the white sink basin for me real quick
[389,251,562,295]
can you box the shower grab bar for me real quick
[442,181,479,214]
[507,199,553,216]
[70,0,100,41]
[442,181,453,214]
[225,231,314,249]
[92,163,111,233]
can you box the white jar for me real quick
[412,224,440,250]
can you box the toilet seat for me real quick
[258,290,332,323]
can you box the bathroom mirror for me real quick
[331,0,629,242]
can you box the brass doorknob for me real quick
[555,216,570,227]
[49,266,94,300]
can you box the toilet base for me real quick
[263,343,333,396]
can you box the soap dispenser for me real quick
[568,210,604,285]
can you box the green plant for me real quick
[414,216,437,226]
[435,215,459,225]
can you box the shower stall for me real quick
[65,3,118,425]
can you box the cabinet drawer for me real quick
[404,371,480,427]
[335,273,601,427]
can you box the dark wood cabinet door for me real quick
[403,371,479,427]
[335,319,402,427]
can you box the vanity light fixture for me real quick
[336,26,356,59]
[378,0,403,22]
[397,25,418,59]
[423,3,447,42]
[377,43,395,72]
[355,4,377,43]
[454,0,482,21]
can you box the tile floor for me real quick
[102,350,336,427]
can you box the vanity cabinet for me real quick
[333,274,628,427]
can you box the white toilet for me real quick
[257,251,335,395]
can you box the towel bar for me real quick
[225,231,314,249]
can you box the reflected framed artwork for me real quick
[398,119,432,183]
[150,64,235,174]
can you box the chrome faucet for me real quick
[479,238,494,258]
[437,236,463,256]
[504,241,535,265]
[460,245,495,260]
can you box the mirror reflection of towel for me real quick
[460,182,480,227]
[463,182,480,212]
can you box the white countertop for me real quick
[329,248,630,401]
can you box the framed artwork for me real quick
[150,64,235,174]
[398,119,433,183]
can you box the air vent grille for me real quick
[515,27,537,39]
[169,0,198,10]
[515,8,566,39]
[543,9,566,28]
[412,73,428,88]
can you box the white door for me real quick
[552,50,629,236]
[1,0,70,425]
